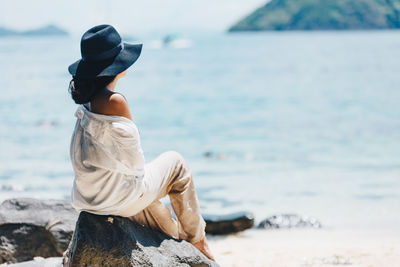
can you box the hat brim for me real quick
[68,43,142,77]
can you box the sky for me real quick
[0,0,266,35]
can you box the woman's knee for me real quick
[164,150,186,165]
[164,151,193,184]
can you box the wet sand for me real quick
[208,228,400,267]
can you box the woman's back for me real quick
[70,101,145,216]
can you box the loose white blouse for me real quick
[70,105,146,216]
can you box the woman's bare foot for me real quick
[192,236,216,261]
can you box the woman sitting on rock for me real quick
[67,24,214,261]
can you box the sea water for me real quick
[0,31,399,230]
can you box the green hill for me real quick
[229,0,400,31]
[22,25,68,36]
[0,24,68,37]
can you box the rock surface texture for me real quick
[0,198,79,251]
[64,211,219,267]
[229,0,400,31]
[5,257,62,267]
[0,223,62,264]
[204,211,254,235]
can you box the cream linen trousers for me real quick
[71,106,205,244]
[126,150,206,243]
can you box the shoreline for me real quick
[1,197,399,266]
[208,227,400,267]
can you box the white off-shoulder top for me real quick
[70,105,146,215]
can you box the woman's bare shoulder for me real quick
[92,92,133,120]
[107,93,133,120]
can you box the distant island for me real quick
[229,0,400,31]
[0,24,68,37]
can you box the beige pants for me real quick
[126,151,206,243]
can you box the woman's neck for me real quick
[106,70,125,91]
[106,78,118,91]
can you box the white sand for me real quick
[207,228,400,267]
[3,228,399,267]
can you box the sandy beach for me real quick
[208,228,400,267]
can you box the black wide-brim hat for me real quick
[68,24,142,78]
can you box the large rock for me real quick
[0,198,253,251]
[229,0,400,31]
[204,211,254,235]
[0,198,79,251]
[0,223,62,264]
[258,214,322,229]
[63,211,218,267]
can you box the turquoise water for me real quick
[0,31,399,229]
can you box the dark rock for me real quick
[229,0,400,31]
[258,214,322,229]
[63,211,218,267]
[0,197,255,253]
[204,211,254,235]
[0,223,63,264]
[0,198,79,251]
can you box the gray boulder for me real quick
[258,214,322,229]
[0,223,62,264]
[0,198,253,250]
[204,211,254,235]
[0,198,79,251]
[63,211,219,267]
[4,257,62,267]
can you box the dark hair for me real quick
[68,76,116,104]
